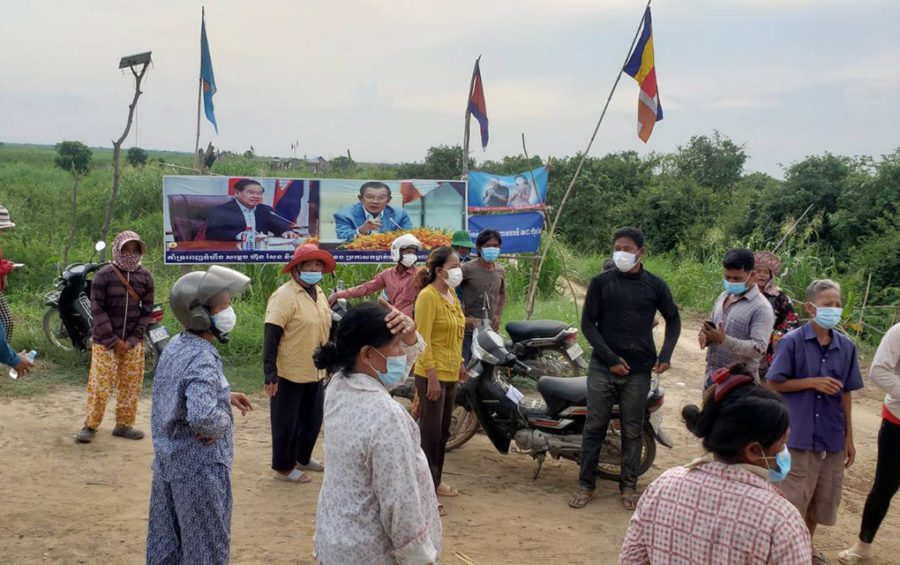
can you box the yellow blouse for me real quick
[264,280,332,383]
[414,284,466,382]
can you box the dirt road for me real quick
[1,319,899,564]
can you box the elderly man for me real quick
[205,178,298,241]
[767,279,863,564]
[700,248,775,386]
[333,181,413,242]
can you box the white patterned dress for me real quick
[315,337,442,565]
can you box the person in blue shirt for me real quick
[0,320,32,376]
[333,181,413,242]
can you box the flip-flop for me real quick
[296,458,324,472]
[438,504,448,517]
[838,549,870,565]
[568,490,594,509]
[274,469,311,483]
[436,484,460,497]
[621,492,641,511]
[813,551,830,564]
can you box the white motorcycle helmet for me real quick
[389,234,423,264]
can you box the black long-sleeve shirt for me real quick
[581,267,681,372]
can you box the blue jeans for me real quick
[578,359,651,492]
[462,330,473,363]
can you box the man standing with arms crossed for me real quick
[570,227,681,511]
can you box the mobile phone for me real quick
[704,320,716,329]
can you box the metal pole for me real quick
[526,0,651,312]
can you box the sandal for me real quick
[436,483,460,497]
[75,427,96,444]
[274,469,311,483]
[438,504,448,517]
[568,489,594,509]
[621,491,641,511]
[296,458,324,472]
[838,548,870,564]
[813,551,830,564]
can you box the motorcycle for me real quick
[461,327,672,482]
[42,241,169,375]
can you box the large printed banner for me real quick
[468,212,544,253]
[163,176,466,264]
[467,166,547,212]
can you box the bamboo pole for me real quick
[857,272,872,338]
[461,56,480,178]
[525,0,651,315]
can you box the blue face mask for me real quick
[761,445,792,482]
[370,349,408,389]
[814,306,843,329]
[723,278,749,295]
[299,271,323,285]
[481,247,501,262]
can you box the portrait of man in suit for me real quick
[333,181,413,242]
[204,178,299,241]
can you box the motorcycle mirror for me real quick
[94,241,107,252]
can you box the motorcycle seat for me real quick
[505,320,570,342]
[537,376,587,406]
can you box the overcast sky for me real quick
[2,0,898,176]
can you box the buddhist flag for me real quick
[623,7,662,143]
[200,8,218,133]
[467,58,489,149]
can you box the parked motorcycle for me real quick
[461,327,672,482]
[42,241,169,375]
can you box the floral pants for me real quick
[84,342,145,429]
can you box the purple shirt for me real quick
[767,323,863,452]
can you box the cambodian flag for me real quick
[200,8,218,133]
[468,58,489,149]
[623,7,662,143]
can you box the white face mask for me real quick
[613,251,638,272]
[400,253,418,268]
[444,267,464,288]
[211,306,237,334]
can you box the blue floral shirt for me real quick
[150,332,233,480]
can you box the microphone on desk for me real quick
[268,210,308,233]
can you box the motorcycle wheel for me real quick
[42,308,72,351]
[445,406,479,452]
[594,422,657,483]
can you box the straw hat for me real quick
[0,205,15,230]
[283,243,336,274]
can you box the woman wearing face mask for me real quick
[328,234,423,317]
[414,246,466,510]
[619,364,812,564]
[263,244,335,483]
[460,229,505,361]
[76,231,155,444]
[313,301,440,564]
[146,266,254,565]
[753,251,800,379]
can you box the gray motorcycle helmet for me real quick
[169,266,251,335]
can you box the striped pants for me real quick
[84,342,145,429]
[0,291,13,342]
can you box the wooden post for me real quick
[857,272,872,338]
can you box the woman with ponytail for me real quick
[313,301,442,565]
[413,247,466,511]
[619,364,812,564]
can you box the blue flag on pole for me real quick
[200,9,218,133]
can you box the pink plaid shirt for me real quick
[619,460,811,565]
[333,265,418,317]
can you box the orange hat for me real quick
[283,243,336,274]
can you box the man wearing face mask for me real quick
[76,231,155,444]
[700,248,775,387]
[263,244,335,483]
[460,229,506,361]
[571,227,681,511]
[328,234,422,317]
[766,279,863,563]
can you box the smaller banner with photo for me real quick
[467,166,547,212]
[468,212,544,254]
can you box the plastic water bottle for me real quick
[241,227,256,251]
[9,350,37,380]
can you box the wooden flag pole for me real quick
[461,56,480,178]
[194,9,205,172]
[525,0,650,314]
